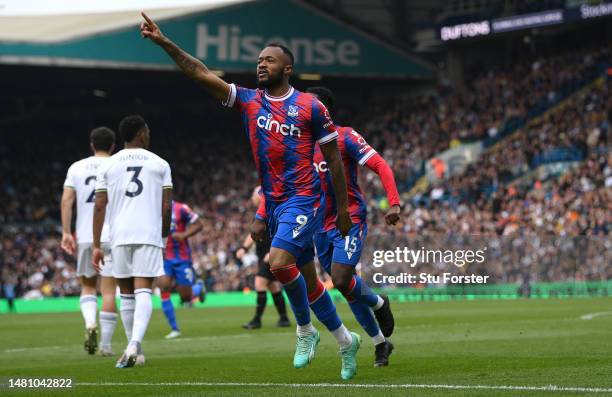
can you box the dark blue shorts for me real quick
[163,259,195,286]
[314,223,367,273]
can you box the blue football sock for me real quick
[309,284,342,331]
[348,300,380,337]
[349,275,379,307]
[192,282,202,299]
[272,266,311,326]
[161,295,179,331]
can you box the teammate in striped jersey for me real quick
[308,86,399,367]
[160,200,204,339]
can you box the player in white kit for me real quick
[92,115,173,368]
[61,127,118,356]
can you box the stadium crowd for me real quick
[1,46,610,298]
[356,45,610,192]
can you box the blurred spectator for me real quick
[2,275,17,312]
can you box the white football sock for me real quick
[372,330,386,346]
[331,324,352,349]
[296,322,316,337]
[131,289,153,344]
[99,311,118,350]
[79,294,97,329]
[373,296,384,311]
[120,294,135,342]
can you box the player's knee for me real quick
[179,290,192,302]
[254,276,268,291]
[80,276,97,290]
[81,286,97,296]
[157,276,171,290]
[101,295,116,312]
[268,282,281,294]
[268,249,289,269]
[331,273,352,293]
[158,279,171,291]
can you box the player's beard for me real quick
[257,69,283,89]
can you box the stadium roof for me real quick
[0,0,252,43]
[0,0,434,78]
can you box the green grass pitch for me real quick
[1,298,611,396]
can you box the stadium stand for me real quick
[0,45,610,297]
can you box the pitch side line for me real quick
[76,382,612,393]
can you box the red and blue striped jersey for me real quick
[223,84,338,204]
[164,201,199,262]
[313,126,377,231]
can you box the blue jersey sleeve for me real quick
[311,98,338,144]
[343,128,377,166]
[222,83,257,111]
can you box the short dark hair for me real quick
[266,42,294,65]
[306,86,335,115]
[118,115,147,143]
[90,127,116,152]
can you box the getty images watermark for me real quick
[369,246,490,285]
[357,234,609,290]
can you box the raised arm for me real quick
[140,12,230,102]
[320,140,352,236]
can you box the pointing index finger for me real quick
[141,12,154,24]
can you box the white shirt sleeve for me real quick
[95,163,108,192]
[358,149,377,166]
[63,164,76,189]
[221,83,237,108]
[162,162,173,189]
[318,130,338,145]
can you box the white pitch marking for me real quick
[167,331,290,343]
[1,332,293,353]
[75,381,612,393]
[580,312,612,320]
[3,345,62,353]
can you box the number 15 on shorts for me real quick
[344,236,358,259]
